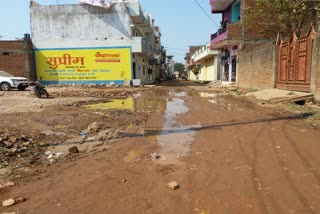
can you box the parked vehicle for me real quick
[181,75,188,80]
[29,81,49,98]
[0,71,29,91]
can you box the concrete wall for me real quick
[30,3,153,53]
[133,55,153,84]
[237,41,276,89]
[198,56,218,82]
[30,2,158,84]
[188,71,198,81]
[30,3,145,52]
[0,40,35,80]
[31,4,131,41]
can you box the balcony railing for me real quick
[210,22,242,47]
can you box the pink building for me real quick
[210,0,242,83]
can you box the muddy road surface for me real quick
[1,80,320,214]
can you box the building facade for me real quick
[30,0,163,85]
[185,46,202,81]
[0,38,35,80]
[210,0,268,84]
[166,55,174,79]
[191,44,220,82]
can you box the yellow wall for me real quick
[34,47,132,84]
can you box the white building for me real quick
[191,44,220,82]
[30,0,162,85]
[166,55,174,78]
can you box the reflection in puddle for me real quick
[155,92,201,165]
[199,92,227,106]
[84,98,133,111]
[199,92,216,98]
[174,91,187,97]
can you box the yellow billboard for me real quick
[34,47,132,84]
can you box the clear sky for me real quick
[0,0,221,63]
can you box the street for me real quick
[1,80,320,214]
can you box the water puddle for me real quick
[84,98,134,111]
[81,90,202,165]
[154,91,201,165]
[199,92,216,98]
[82,91,168,114]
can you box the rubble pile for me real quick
[0,130,43,169]
[50,89,136,98]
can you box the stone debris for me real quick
[45,151,63,163]
[0,168,12,176]
[0,181,15,189]
[1,197,26,208]
[1,199,15,207]
[15,197,26,203]
[87,122,101,133]
[0,131,44,171]
[150,152,161,160]
[68,146,80,154]
[167,181,180,190]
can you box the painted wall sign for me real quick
[34,47,132,84]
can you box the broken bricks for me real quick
[68,146,80,154]
[167,181,180,190]
[1,197,26,207]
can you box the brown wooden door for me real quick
[277,27,315,92]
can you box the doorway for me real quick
[231,56,237,82]
[132,62,136,79]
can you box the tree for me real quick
[174,63,185,73]
[244,0,320,37]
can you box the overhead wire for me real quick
[192,0,219,27]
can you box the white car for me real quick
[0,71,29,91]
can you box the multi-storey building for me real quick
[30,0,163,85]
[209,0,266,84]
[166,55,174,79]
[185,46,202,81]
[191,44,220,82]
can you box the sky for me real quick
[0,0,221,63]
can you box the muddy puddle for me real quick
[84,98,134,111]
[51,90,230,164]
[154,94,201,165]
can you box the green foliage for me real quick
[192,65,201,74]
[243,0,320,37]
[174,63,185,72]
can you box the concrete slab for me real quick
[245,89,314,103]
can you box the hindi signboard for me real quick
[34,47,132,84]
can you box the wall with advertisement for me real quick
[34,47,132,84]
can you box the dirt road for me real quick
[1,80,320,214]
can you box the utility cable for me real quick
[192,0,219,27]
[165,47,189,52]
